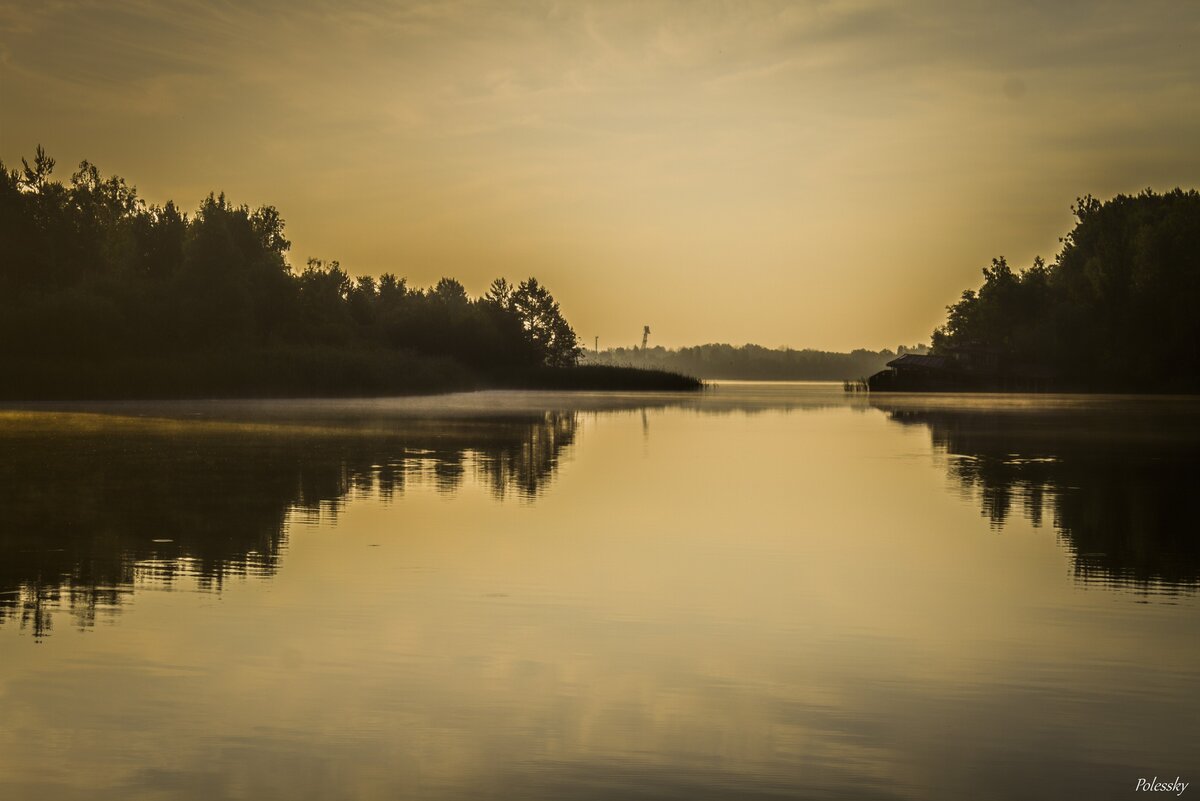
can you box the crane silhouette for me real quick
[641,325,650,350]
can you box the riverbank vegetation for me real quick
[0,148,698,398]
[931,189,1200,392]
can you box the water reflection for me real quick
[0,386,862,639]
[0,411,576,637]
[7,386,1199,642]
[2,388,1198,800]
[873,398,1200,594]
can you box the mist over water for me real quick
[1,384,1196,800]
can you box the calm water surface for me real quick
[1,383,1197,800]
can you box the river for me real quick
[1,383,1196,800]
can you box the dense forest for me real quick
[931,189,1200,391]
[585,343,901,381]
[0,148,697,398]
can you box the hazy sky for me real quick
[3,1,1199,350]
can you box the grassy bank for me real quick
[494,364,703,392]
[1,349,701,401]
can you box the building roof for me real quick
[886,353,947,370]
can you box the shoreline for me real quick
[1,351,702,402]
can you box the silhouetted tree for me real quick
[506,277,582,367]
[0,147,598,395]
[931,189,1200,390]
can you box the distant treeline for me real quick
[584,343,898,380]
[931,188,1200,391]
[0,148,696,397]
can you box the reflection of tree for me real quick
[475,413,577,499]
[0,413,576,637]
[875,402,1200,594]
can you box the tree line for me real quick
[931,188,1200,390]
[586,343,897,381]
[0,147,582,392]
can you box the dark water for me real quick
[1,384,1196,800]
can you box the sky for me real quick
[2,0,1199,351]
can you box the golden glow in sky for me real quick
[3,1,1199,349]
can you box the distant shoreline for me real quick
[582,343,900,382]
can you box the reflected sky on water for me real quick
[1,384,1197,800]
